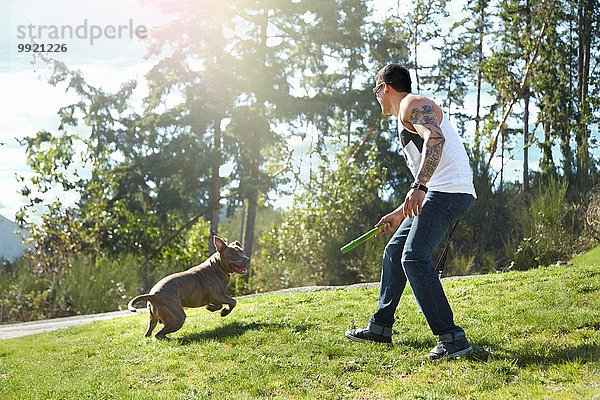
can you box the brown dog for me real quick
[127,236,250,339]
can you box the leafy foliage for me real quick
[510,177,576,269]
[254,148,389,290]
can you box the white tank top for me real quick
[398,110,477,198]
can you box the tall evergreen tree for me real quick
[399,0,448,93]
[143,1,239,254]
[575,0,598,183]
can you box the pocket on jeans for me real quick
[446,195,471,221]
[454,195,474,218]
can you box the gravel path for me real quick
[0,310,133,340]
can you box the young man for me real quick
[345,64,477,360]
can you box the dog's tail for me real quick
[127,294,154,312]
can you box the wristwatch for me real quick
[410,182,428,193]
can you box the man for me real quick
[345,64,477,360]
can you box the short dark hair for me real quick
[375,64,412,93]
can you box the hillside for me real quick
[0,215,29,261]
[0,247,599,399]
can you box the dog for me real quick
[128,236,250,339]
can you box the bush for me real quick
[444,187,519,273]
[62,255,143,315]
[0,283,72,323]
[0,255,146,323]
[0,258,74,323]
[252,147,389,291]
[580,184,600,250]
[510,177,575,269]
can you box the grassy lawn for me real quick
[1,248,599,399]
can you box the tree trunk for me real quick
[523,88,530,192]
[239,199,246,243]
[500,127,505,190]
[473,0,485,180]
[209,125,222,255]
[522,0,531,192]
[541,120,555,175]
[413,0,421,93]
[241,5,267,266]
[576,0,593,178]
[560,128,575,182]
[347,53,353,147]
[243,188,258,258]
[561,4,577,185]
[414,23,420,93]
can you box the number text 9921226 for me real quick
[18,43,67,52]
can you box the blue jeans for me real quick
[368,191,474,337]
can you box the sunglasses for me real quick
[373,81,392,95]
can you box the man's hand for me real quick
[375,203,406,235]
[403,188,425,219]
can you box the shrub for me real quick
[579,184,600,250]
[0,258,74,323]
[62,255,142,315]
[253,148,388,291]
[510,177,575,269]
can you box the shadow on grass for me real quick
[508,343,599,366]
[466,339,599,366]
[177,321,289,345]
[398,336,599,366]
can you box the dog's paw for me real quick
[206,304,223,312]
[220,307,232,317]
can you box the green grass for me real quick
[1,249,600,399]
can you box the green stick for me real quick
[340,224,387,254]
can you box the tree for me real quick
[530,0,576,181]
[143,1,238,254]
[223,1,302,259]
[399,0,448,93]
[142,0,382,258]
[423,35,471,121]
[483,0,559,186]
[575,0,596,179]
[366,15,415,198]
[256,148,388,288]
[468,0,493,181]
[18,58,209,276]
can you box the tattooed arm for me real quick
[398,98,445,218]
[405,100,445,185]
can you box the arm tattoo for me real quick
[408,104,445,184]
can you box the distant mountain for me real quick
[0,215,29,261]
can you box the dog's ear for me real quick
[213,236,227,253]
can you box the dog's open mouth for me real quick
[232,262,249,275]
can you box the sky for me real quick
[0,0,586,223]
[0,0,166,222]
